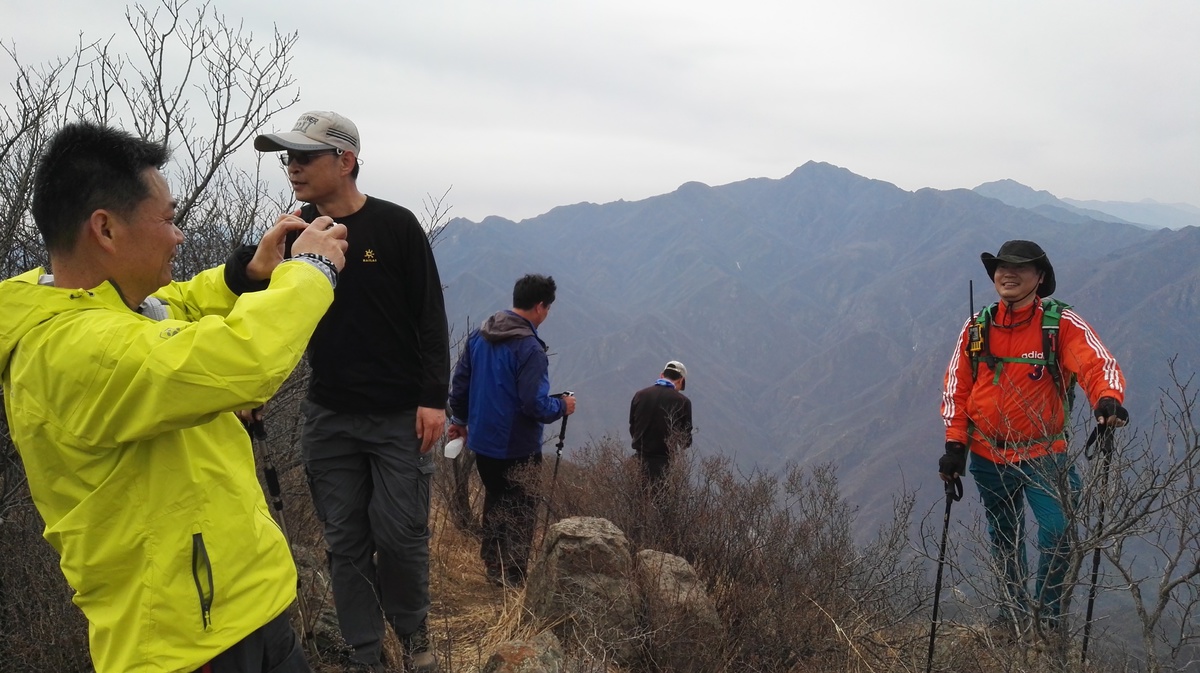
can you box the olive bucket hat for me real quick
[980,239,1056,297]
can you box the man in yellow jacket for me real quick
[0,122,348,672]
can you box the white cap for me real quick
[664,360,687,378]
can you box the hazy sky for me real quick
[4,0,1198,222]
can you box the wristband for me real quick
[292,252,339,289]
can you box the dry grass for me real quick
[427,490,532,673]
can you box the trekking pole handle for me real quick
[243,405,267,441]
[555,392,573,432]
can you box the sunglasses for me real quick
[279,149,344,167]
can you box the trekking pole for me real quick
[926,282,973,672]
[540,392,573,532]
[1081,424,1115,667]
[926,475,963,673]
[248,416,318,659]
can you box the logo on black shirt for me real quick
[364,249,377,263]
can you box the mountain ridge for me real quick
[436,162,1198,530]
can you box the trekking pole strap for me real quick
[556,416,568,456]
[1084,425,1117,460]
[554,391,572,457]
[945,476,963,502]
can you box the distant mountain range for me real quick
[433,162,1200,528]
[973,178,1200,230]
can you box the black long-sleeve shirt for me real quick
[294,196,450,413]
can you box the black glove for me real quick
[1094,396,1129,425]
[939,441,967,478]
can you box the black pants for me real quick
[192,611,310,673]
[637,452,670,485]
[475,452,542,582]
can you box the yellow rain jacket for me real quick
[0,260,332,673]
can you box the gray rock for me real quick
[481,631,565,673]
[636,549,724,671]
[525,517,642,665]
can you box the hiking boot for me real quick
[401,618,438,673]
[485,563,525,589]
[336,644,389,673]
[485,564,506,587]
[505,565,527,588]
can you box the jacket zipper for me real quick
[192,532,214,630]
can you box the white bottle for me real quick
[444,437,464,459]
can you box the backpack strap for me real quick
[1040,298,1077,416]
[1041,298,1064,390]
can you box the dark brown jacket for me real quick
[630,381,693,457]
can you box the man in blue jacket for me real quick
[447,274,576,587]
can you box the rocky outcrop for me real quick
[520,516,726,670]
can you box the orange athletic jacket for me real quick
[941,298,1124,464]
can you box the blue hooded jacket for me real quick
[448,310,566,459]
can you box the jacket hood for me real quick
[480,310,542,346]
[0,269,125,375]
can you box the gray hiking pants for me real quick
[301,401,433,665]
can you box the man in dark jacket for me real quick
[447,274,575,586]
[630,360,693,484]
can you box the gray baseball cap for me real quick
[254,110,360,154]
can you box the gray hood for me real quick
[480,310,542,348]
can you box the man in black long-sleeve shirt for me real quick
[256,111,448,673]
[629,360,693,484]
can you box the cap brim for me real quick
[253,132,338,153]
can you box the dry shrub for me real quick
[548,437,923,672]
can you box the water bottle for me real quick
[444,437,464,459]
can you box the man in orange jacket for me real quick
[939,240,1128,632]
